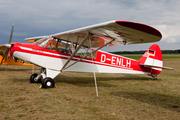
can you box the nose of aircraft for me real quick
[9,43,17,56]
[9,44,14,56]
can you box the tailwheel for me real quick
[42,77,55,88]
[148,74,158,80]
[30,73,41,83]
[152,75,157,80]
[153,77,157,80]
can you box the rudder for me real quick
[139,44,163,75]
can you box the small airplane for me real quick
[2,20,172,90]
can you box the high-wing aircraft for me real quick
[3,20,172,89]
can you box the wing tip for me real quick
[115,20,162,38]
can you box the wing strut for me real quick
[63,39,115,71]
[61,32,91,71]
[91,51,99,97]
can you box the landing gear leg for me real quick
[30,67,60,88]
[148,74,157,80]
[152,75,157,80]
[30,73,41,83]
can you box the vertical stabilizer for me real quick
[139,44,163,75]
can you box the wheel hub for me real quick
[46,81,51,86]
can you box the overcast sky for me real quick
[0,0,180,52]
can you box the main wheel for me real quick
[30,73,41,83]
[42,77,55,88]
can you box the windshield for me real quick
[35,36,53,47]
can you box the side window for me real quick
[76,48,97,59]
[56,40,71,54]
[43,38,97,58]
[91,50,97,58]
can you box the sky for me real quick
[0,0,180,52]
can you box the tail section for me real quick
[139,44,163,75]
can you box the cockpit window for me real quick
[35,36,97,58]
[56,40,71,54]
[45,40,57,51]
[35,36,53,47]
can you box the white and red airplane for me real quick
[2,20,172,89]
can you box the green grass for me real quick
[0,58,180,119]
[163,56,180,59]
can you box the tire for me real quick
[30,73,41,83]
[42,77,55,88]
[154,78,157,80]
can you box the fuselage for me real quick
[10,43,161,75]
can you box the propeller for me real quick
[0,23,14,65]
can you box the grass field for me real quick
[0,55,180,120]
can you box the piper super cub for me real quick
[2,20,172,89]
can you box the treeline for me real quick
[111,49,180,54]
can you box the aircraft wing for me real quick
[51,20,162,48]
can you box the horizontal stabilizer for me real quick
[139,64,173,70]
[162,66,174,70]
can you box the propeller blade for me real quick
[9,23,14,44]
[0,23,14,65]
